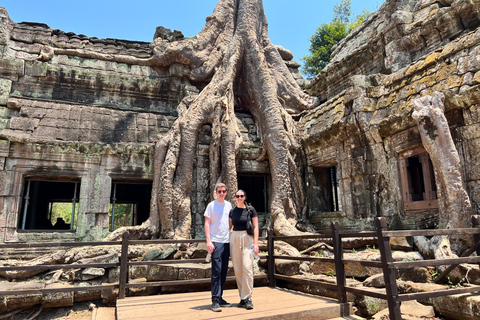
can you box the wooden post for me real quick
[268,228,276,288]
[118,232,129,299]
[375,217,402,320]
[331,222,347,304]
[473,215,480,267]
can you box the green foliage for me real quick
[333,0,353,24]
[302,0,371,78]
[109,203,134,230]
[326,268,336,277]
[402,257,416,262]
[50,202,78,229]
[368,302,381,313]
[50,202,134,230]
[302,20,349,78]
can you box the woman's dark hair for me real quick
[235,189,247,199]
[234,189,251,208]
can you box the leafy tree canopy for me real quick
[302,0,371,79]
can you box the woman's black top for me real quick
[229,206,258,231]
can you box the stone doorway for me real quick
[109,181,152,231]
[237,173,269,230]
[18,179,80,231]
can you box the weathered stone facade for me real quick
[0,6,274,243]
[303,0,480,232]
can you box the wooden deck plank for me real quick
[117,287,352,320]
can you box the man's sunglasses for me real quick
[217,190,227,194]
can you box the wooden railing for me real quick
[0,236,268,298]
[0,240,122,296]
[269,216,480,320]
[1,216,480,320]
[117,236,268,298]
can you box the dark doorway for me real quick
[237,174,269,213]
[399,147,438,210]
[311,166,340,212]
[109,181,152,231]
[19,179,80,231]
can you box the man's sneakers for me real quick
[211,299,231,312]
[211,301,221,312]
[238,298,253,309]
[219,299,232,307]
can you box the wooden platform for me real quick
[116,287,354,320]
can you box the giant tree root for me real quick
[148,0,318,240]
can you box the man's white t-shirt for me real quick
[204,200,232,243]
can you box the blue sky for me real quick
[1,0,382,66]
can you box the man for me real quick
[204,182,232,312]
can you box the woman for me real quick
[229,189,259,310]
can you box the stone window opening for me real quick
[109,181,152,231]
[311,165,341,213]
[19,178,80,231]
[237,173,269,214]
[399,147,438,210]
[237,173,270,230]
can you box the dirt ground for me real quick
[4,300,114,320]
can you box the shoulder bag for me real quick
[246,206,255,236]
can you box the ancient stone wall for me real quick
[0,5,290,243]
[0,8,195,242]
[303,0,480,232]
[308,0,480,103]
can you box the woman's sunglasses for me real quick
[235,195,245,198]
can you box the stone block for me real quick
[275,260,301,276]
[399,267,433,283]
[146,264,178,281]
[128,278,159,296]
[0,57,24,77]
[373,300,435,320]
[8,117,39,132]
[101,288,119,303]
[25,60,48,77]
[81,267,106,280]
[130,265,148,279]
[0,78,11,105]
[0,296,6,313]
[0,119,10,131]
[108,267,120,283]
[0,171,10,195]
[42,283,74,308]
[3,282,44,310]
[177,263,208,280]
[355,293,388,317]
[363,273,385,288]
[74,281,102,302]
[390,236,413,251]
[193,243,208,259]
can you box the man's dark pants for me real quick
[211,242,230,302]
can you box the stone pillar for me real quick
[77,168,111,241]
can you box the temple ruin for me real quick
[0,0,479,245]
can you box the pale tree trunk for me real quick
[101,0,318,242]
[412,91,473,252]
[143,0,318,240]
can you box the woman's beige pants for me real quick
[230,230,254,300]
